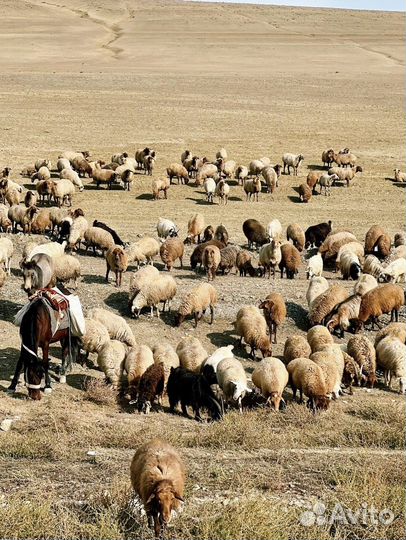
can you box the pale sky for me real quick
[190,0,405,12]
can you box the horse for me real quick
[21,253,54,294]
[8,292,79,400]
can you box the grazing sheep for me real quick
[243,219,270,250]
[67,215,89,251]
[215,179,230,205]
[31,209,52,235]
[130,439,185,539]
[32,166,51,182]
[218,245,239,275]
[298,183,312,203]
[222,160,236,179]
[353,274,378,296]
[328,165,362,187]
[379,258,406,283]
[93,220,125,247]
[321,148,335,168]
[375,322,406,347]
[59,150,90,163]
[202,244,221,281]
[287,358,330,411]
[356,283,405,331]
[60,168,84,191]
[335,242,364,268]
[92,165,118,189]
[152,342,180,386]
[252,357,288,410]
[35,158,51,171]
[216,357,251,412]
[201,345,235,384]
[127,237,160,268]
[309,284,349,326]
[52,179,75,207]
[24,190,37,208]
[259,293,286,344]
[167,163,189,185]
[202,225,214,242]
[121,169,135,191]
[310,352,342,399]
[156,218,178,239]
[279,243,301,279]
[305,221,332,249]
[235,305,272,359]
[306,253,323,279]
[26,240,66,261]
[282,153,304,176]
[244,177,261,201]
[341,352,362,394]
[214,224,229,245]
[71,157,93,178]
[326,294,363,337]
[365,225,391,258]
[51,254,81,288]
[84,226,114,256]
[347,335,376,387]
[195,164,218,186]
[216,148,228,160]
[262,166,278,194]
[363,254,385,278]
[160,238,184,271]
[307,325,334,353]
[176,283,218,327]
[286,223,305,252]
[88,307,136,347]
[235,165,249,184]
[128,265,160,310]
[284,335,311,364]
[131,274,177,318]
[136,363,165,413]
[319,231,357,261]
[319,173,339,196]
[204,178,216,203]
[267,219,282,241]
[306,276,329,307]
[176,337,208,373]
[338,250,362,280]
[306,171,321,193]
[105,245,128,287]
[190,240,225,271]
[394,169,406,182]
[236,250,256,277]
[152,177,170,200]
[184,213,205,244]
[36,179,55,205]
[97,340,126,388]
[111,152,128,165]
[124,345,154,400]
[248,160,265,177]
[80,319,110,359]
[8,205,38,234]
[332,152,357,168]
[376,336,406,393]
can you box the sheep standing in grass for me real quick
[60,168,84,191]
[216,357,251,413]
[286,223,305,252]
[319,173,339,196]
[267,219,282,241]
[52,179,75,207]
[298,183,312,203]
[8,205,38,234]
[184,213,205,244]
[259,239,282,279]
[279,243,301,279]
[287,357,330,411]
[310,352,342,399]
[235,305,272,359]
[259,293,286,344]
[306,171,321,193]
[338,250,362,280]
[127,237,160,268]
[243,177,261,201]
[80,319,110,360]
[306,253,323,279]
[51,254,81,288]
[152,342,180,386]
[124,345,154,400]
[88,307,136,347]
[67,215,89,251]
[252,357,289,410]
[236,165,249,184]
[282,153,304,176]
[379,258,406,283]
[152,177,170,200]
[242,219,270,250]
[347,335,376,387]
[376,336,406,393]
[306,276,329,307]
[97,340,126,389]
[374,322,406,347]
[160,238,184,271]
[218,245,239,275]
[319,231,357,262]
[363,255,385,278]
[356,283,404,330]
[326,294,363,337]
[176,337,208,373]
[136,363,165,413]
[322,148,335,168]
[105,245,128,287]
[176,283,218,327]
[328,165,362,187]
[196,164,218,186]
[353,274,378,296]
[202,245,221,281]
[157,218,178,239]
[284,335,311,364]
[307,325,334,353]
[309,284,349,326]
[215,179,230,205]
[167,163,189,185]
[131,274,177,318]
[262,166,278,194]
[236,250,256,277]
[305,221,332,249]
[84,226,114,256]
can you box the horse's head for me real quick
[25,362,43,400]
[21,260,39,295]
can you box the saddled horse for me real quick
[9,288,79,400]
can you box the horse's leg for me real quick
[8,351,24,392]
[43,342,52,394]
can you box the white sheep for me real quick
[131,274,177,318]
[248,160,265,177]
[52,254,81,288]
[259,239,282,279]
[57,158,71,172]
[319,173,339,196]
[216,357,251,412]
[379,258,406,283]
[363,255,385,278]
[124,345,154,400]
[97,340,127,389]
[84,227,114,255]
[156,218,178,239]
[152,342,180,385]
[52,179,75,207]
[202,345,235,380]
[176,282,218,327]
[376,336,406,393]
[306,276,329,307]
[27,240,66,261]
[59,168,84,191]
[353,274,378,296]
[282,153,304,176]
[67,216,89,251]
[80,319,111,358]
[251,357,289,410]
[306,253,323,279]
[128,265,160,307]
[204,178,216,203]
[267,219,282,241]
[0,237,13,274]
[87,307,136,347]
[176,336,208,373]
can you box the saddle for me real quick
[29,288,70,336]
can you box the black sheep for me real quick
[190,240,225,271]
[93,220,126,246]
[167,367,222,421]
[242,219,270,250]
[137,362,165,414]
[305,221,332,249]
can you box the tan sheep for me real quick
[374,322,406,347]
[310,352,342,399]
[298,183,312,203]
[259,239,282,279]
[184,213,205,244]
[176,282,218,327]
[258,292,286,344]
[50,254,81,288]
[347,335,376,387]
[176,336,208,373]
[286,223,305,252]
[252,357,289,410]
[160,238,184,271]
[243,177,261,201]
[376,336,406,393]
[87,307,136,347]
[124,345,154,400]
[152,342,180,386]
[131,274,177,318]
[152,177,170,200]
[353,274,378,296]
[128,265,160,309]
[394,169,406,182]
[309,284,349,326]
[97,340,126,389]
[235,305,273,359]
[202,244,221,281]
[84,226,114,255]
[287,358,330,411]
[319,231,357,261]
[127,237,160,268]
[356,283,404,331]
[325,294,363,337]
[105,245,128,287]
[307,325,334,353]
[167,163,189,185]
[284,335,312,364]
[80,319,111,359]
[306,276,329,307]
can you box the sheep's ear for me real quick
[175,494,184,502]
[146,494,155,504]
[258,300,264,308]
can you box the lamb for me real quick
[24,190,37,208]
[136,362,165,413]
[127,237,160,268]
[307,325,334,353]
[286,223,305,252]
[131,274,177,318]
[267,219,282,241]
[121,169,135,191]
[166,163,189,185]
[195,164,218,186]
[338,250,362,280]
[51,179,75,207]
[332,152,357,168]
[236,250,256,277]
[218,245,239,275]
[259,292,286,344]
[262,166,278,194]
[87,307,136,347]
[309,284,349,326]
[214,224,229,245]
[202,244,221,281]
[305,221,332,249]
[93,220,125,247]
[97,340,126,388]
[167,366,222,421]
[190,240,225,271]
[347,335,376,387]
[363,255,385,278]
[321,148,335,168]
[235,165,249,184]
[326,294,363,337]
[204,178,216,203]
[376,336,406,393]
[306,253,323,279]
[279,243,301,279]
[67,215,89,251]
[259,239,282,279]
[0,237,13,274]
[327,165,362,187]
[298,183,312,203]
[243,177,261,201]
[319,231,357,262]
[284,335,311,364]
[201,345,235,384]
[184,213,205,244]
[282,153,304,176]
[251,357,288,410]
[394,169,406,182]
[176,337,208,373]
[310,352,342,399]
[130,439,185,539]
[306,275,329,307]
[379,258,406,283]
[80,319,110,359]
[216,357,251,412]
[105,245,128,287]
[152,342,180,386]
[60,168,84,191]
[128,266,160,309]
[242,219,270,249]
[160,237,184,271]
[215,179,230,205]
[353,274,378,296]
[92,165,118,189]
[36,179,55,205]
[235,305,272,359]
[8,205,38,234]
[175,281,218,327]
[51,254,81,288]
[375,322,406,347]
[157,218,178,239]
[356,283,404,331]
[287,358,330,411]
[124,345,154,400]
[319,173,339,196]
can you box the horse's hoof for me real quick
[59,375,66,384]
[6,387,16,394]
[44,387,52,394]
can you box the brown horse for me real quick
[8,298,79,400]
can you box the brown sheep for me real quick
[374,234,391,260]
[286,223,305,252]
[31,209,52,234]
[306,171,321,193]
[279,243,301,279]
[130,439,185,538]
[72,156,93,177]
[92,165,118,189]
[105,245,128,287]
[202,245,221,281]
[364,225,386,254]
[152,177,170,200]
[298,183,312,202]
[347,335,377,387]
[355,283,405,331]
[287,357,330,412]
[236,250,256,277]
[284,335,311,364]
[160,238,184,271]
[259,292,286,344]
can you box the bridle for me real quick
[22,344,42,390]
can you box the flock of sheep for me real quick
[0,145,405,539]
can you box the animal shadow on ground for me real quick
[82,274,107,285]
[185,197,212,205]
[206,328,236,349]
[67,372,90,390]
[0,299,24,323]
[288,195,302,203]
[286,301,309,331]
[0,347,19,382]
[175,271,202,281]
[136,193,153,200]
[307,164,325,171]
[228,196,243,201]
[104,291,128,315]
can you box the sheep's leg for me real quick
[194,312,199,328]
[273,323,277,344]
[105,265,110,283]
[115,271,119,287]
[299,389,303,404]
[291,384,297,401]
[209,305,214,325]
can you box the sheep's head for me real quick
[313,395,330,411]
[147,480,184,530]
[269,392,285,411]
[259,336,272,358]
[355,165,363,173]
[274,164,282,176]
[230,380,251,402]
